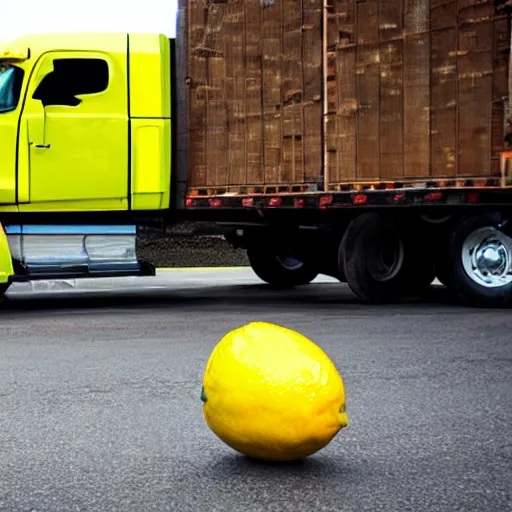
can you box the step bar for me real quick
[4,224,154,281]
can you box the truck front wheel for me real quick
[247,247,318,288]
[437,214,512,307]
[341,213,434,303]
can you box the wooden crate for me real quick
[326,0,511,186]
[178,0,511,192]
[180,0,324,190]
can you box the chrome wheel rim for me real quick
[461,227,512,288]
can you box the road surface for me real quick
[0,270,511,511]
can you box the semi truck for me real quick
[1,0,512,307]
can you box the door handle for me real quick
[30,143,51,149]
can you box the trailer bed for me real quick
[177,0,512,199]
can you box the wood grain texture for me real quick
[179,0,511,190]
[355,0,380,180]
[332,0,357,182]
[379,40,404,179]
[430,26,457,177]
[458,17,493,176]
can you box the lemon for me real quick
[201,321,348,461]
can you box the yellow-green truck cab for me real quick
[0,32,172,212]
[0,33,174,293]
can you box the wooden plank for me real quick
[331,0,357,183]
[303,103,323,182]
[430,27,457,177]
[187,0,208,187]
[205,53,227,186]
[283,105,304,182]
[458,0,492,22]
[337,0,356,47]
[335,47,357,181]
[404,0,429,35]
[261,0,283,183]
[430,0,457,31]
[189,123,207,187]
[188,54,207,187]
[402,0,430,178]
[491,16,510,174]
[325,3,338,185]
[379,40,404,179]
[188,0,206,49]
[224,5,246,185]
[245,0,264,184]
[303,0,323,102]
[379,0,403,42]
[357,0,379,43]
[457,17,493,176]
[403,32,431,178]
[282,103,303,181]
[356,43,380,180]
[282,0,303,183]
[175,0,190,205]
[206,98,228,186]
[302,0,323,183]
[355,0,379,180]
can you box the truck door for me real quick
[18,51,129,210]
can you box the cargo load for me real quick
[177,0,512,194]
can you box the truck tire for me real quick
[247,247,319,289]
[341,213,434,303]
[436,214,512,307]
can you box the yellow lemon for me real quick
[201,321,348,461]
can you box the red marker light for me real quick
[185,198,193,207]
[394,193,405,202]
[319,195,333,206]
[295,198,305,208]
[353,194,367,205]
[425,192,442,201]
[268,197,281,207]
[468,192,479,203]
[209,198,222,207]
[242,198,254,207]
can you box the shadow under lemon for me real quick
[200,321,348,462]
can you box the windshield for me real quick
[0,65,24,113]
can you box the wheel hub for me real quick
[276,255,304,271]
[462,227,512,288]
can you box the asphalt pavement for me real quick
[0,270,511,512]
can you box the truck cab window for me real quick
[0,65,24,113]
[33,58,109,107]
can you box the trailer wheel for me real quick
[341,213,433,303]
[247,247,318,288]
[438,215,512,307]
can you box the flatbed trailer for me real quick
[2,0,512,307]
